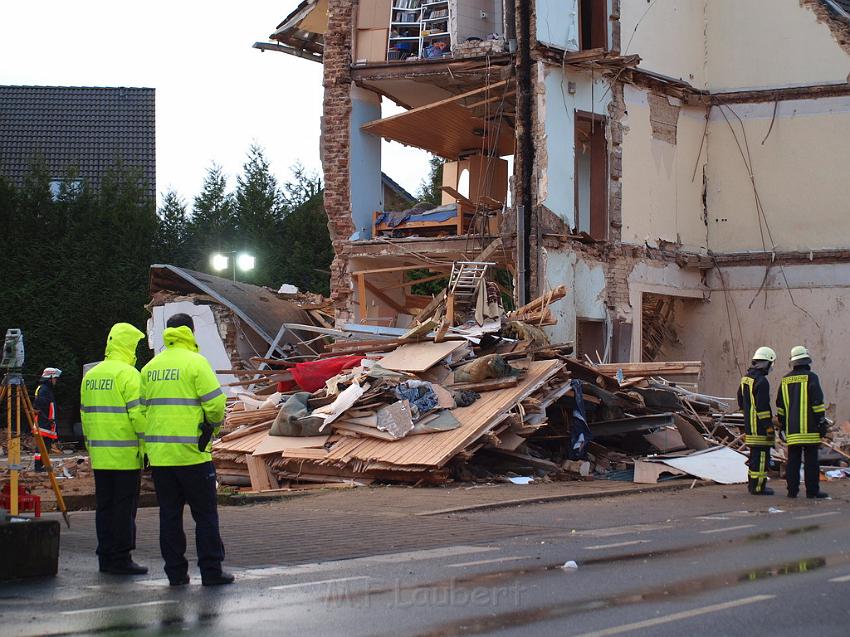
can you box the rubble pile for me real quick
[212,283,749,492]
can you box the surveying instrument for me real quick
[1,329,70,527]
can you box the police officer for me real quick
[33,367,61,470]
[737,347,776,495]
[141,313,233,586]
[80,323,148,575]
[776,346,829,499]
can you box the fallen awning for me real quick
[360,80,516,160]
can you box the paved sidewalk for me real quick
[55,479,707,568]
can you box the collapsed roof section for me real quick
[255,0,327,63]
[148,264,320,358]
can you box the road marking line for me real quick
[574,523,670,538]
[447,556,532,568]
[584,540,650,551]
[269,576,370,591]
[829,574,850,582]
[62,601,177,615]
[699,524,756,534]
[368,545,494,563]
[794,511,840,520]
[570,594,775,637]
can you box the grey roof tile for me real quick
[0,85,155,199]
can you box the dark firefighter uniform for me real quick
[776,363,827,498]
[737,367,774,494]
[34,379,58,442]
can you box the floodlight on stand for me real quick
[237,254,255,272]
[211,254,229,271]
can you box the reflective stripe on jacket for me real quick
[141,326,226,467]
[80,323,146,470]
[34,382,58,439]
[737,368,774,447]
[776,366,826,446]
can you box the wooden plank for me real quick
[321,360,563,468]
[214,428,271,453]
[448,377,519,392]
[377,340,466,373]
[246,455,276,491]
[252,434,330,457]
[221,422,272,442]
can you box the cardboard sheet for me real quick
[252,434,330,457]
[377,340,466,372]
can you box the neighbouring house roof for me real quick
[148,265,321,357]
[381,172,416,206]
[0,85,155,199]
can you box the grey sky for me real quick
[0,1,430,206]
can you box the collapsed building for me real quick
[255,0,850,419]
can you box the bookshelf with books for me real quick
[387,0,453,61]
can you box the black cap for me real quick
[166,313,194,332]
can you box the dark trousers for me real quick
[747,445,771,493]
[151,462,225,581]
[786,444,821,497]
[94,469,141,567]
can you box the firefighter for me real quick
[737,347,776,495]
[776,346,829,499]
[33,367,62,470]
[80,323,148,575]
[141,313,233,586]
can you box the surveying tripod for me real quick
[1,330,70,527]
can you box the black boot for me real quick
[202,572,235,586]
[752,488,775,496]
[807,492,830,499]
[169,575,190,586]
[106,560,149,575]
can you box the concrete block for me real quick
[0,518,60,580]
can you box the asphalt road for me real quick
[4,481,850,636]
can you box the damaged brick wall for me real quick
[607,83,625,243]
[801,0,850,56]
[324,0,356,311]
[647,93,680,144]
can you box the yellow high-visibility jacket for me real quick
[80,323,146,470]
[141,326,225,467]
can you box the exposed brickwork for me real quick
[647,93,680,144]
[454,38,507,58]
[610,0,622,52]
[607,83,625,244]
[323,0,356,311]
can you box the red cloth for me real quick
[277,356,365,393]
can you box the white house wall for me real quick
[706,0,850,91]
[541,248,607,344]
[705,95,850,252]
[539,65,611,227]
[618,0,708,87]
[536,0,579,51]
